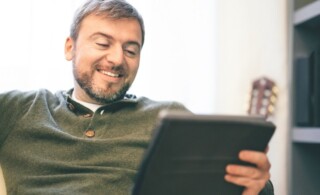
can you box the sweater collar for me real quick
[62,89,139,114]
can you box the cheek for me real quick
[74,52,101,71]
[74,45,103,63]
[128,64,139,80]
[129,59,140,73]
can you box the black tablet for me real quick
[132,111,276,195]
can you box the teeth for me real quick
[100,70,120,77]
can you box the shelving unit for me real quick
[291,1,320,194]
[293,128,320,143]
[294,0,320,25]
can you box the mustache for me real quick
[95,62,125,70]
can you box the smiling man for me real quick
[0,0,273,194]
[65,13,142,104]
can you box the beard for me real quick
[73,65,131,105]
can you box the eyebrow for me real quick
[90,32,141,50]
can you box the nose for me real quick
[106,45,125,66]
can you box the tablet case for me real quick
[132,111,276,195]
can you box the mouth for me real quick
[98,69,123,78]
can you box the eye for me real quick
[125,49,137,57]
[96,43,110,48]
[123,44,140,58]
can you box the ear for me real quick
[64,37,74,61]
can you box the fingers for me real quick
[226,164,267,180]
[224,150,271,195]
[225,164,270,195]
[239,150,271,170]
[224,174,268,195]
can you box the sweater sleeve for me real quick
[162,101,191,114]
[0,90,36,146]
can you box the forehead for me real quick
[78,14,142,45]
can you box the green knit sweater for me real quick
[0,89,188,194]
[0,89,274,195]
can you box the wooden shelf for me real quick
[293,127,320,143]
[294,0,320,25]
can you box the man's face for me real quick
[65,14,142,104]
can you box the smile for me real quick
[99,70,121,78]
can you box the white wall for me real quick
[0,0,79,93]
[127,0,217,114]
[215,1,289,195]
[0,0,217,114]
[0,0,289,194]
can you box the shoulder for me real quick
[0,89,61,109]
[0,90,38,106]
[135,96,190,113]
[0,88,57,101]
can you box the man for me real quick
[0,0,273,194]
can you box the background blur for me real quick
[0,0,289,194]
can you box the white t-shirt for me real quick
[71,93,103,112]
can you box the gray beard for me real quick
[74,70,131,105]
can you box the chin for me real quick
[87,84,131,104]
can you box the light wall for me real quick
[0,0,217,114]
[0,0,289,195]
[215,1,289,195]
[127,0,217,113]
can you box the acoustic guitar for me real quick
[247,77,278,119]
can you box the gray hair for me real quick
[70,0,145,45]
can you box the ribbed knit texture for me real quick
[0,89,187,194]
[0,89,274,195]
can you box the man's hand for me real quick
[224,149,271,195]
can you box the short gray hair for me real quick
[70,0,145,45]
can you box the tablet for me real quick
[132,111,276,195]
